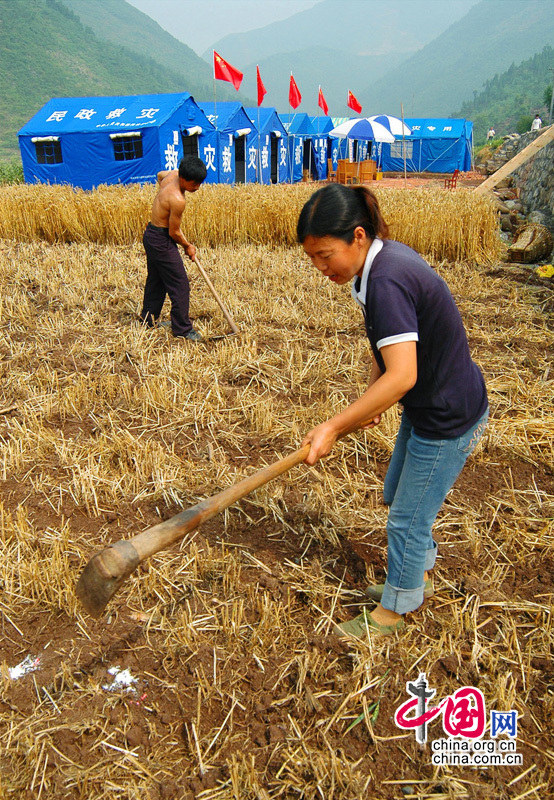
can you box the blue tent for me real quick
[244,107,288,184]
[310,116,335,180]
[376,118,473,174]
[280,113,319,183]
[198,102,258,184]
[310,116,333,136]
[18,93,218,190]
[327,118,349,169]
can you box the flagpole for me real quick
[212,51,217,133]
[213,83,216,124]
[317,97,327,178]
[288,73,302,184]
[401,102,407,188]
[288,73,294,184]
[315,87,322,181]
[256,66,263,184]
[307,103,312,182]
[288,98,294,184]
[316,87,321,182]
[291,107,300,184]
[318,87,331,181]
[257,105,261,185]
[290,107,299,181]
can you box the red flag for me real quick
[289,73,302,109]
[318,86,329,116]
[213,50,243,91]
[256,65,267,106]
[347,90,362,114]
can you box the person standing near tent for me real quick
[297,184,488,638]
[140,155,207,341]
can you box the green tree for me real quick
[516,115,533,134]
[0,158,24,184]
[457,45,553,144]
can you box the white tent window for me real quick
[110,132,143,162]
[33,137,63,165]
[391,141,413,159]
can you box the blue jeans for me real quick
[381,409,488,614]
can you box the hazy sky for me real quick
[126,0,319,55]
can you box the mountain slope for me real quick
[59,0,240,102]
[206,0,477,64]
[0,0,250,159]
[205,0,477,115]
[360,0,554,117]
[456,45,552,144]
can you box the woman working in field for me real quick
[298,184,488,638]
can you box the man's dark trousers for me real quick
[141,223,193,336]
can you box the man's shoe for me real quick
[179,328,203,342]
[157,320,171,329]
[364,578,434,603]
[334,609,405,638]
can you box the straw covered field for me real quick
[0,183,552,799]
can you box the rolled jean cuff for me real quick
[381,580,427,615]
[425,541,438,572]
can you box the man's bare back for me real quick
[150,170,201,259]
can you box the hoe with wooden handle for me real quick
[193,256,239,337]
[76,444,310,617]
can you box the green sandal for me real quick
[364,578,434,603]
[334,609,405,638]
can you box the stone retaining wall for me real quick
[483,126,554,227]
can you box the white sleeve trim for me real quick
[377,332,418,349]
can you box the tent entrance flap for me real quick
[181,132,199,158]
[235,137,246,184]
[302,140,317,179]
[270,136,278,183]
[348,140,372,162]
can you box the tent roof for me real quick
[18,93,212,136]
[310,116,334,134]
[244,107,287,136]
[198,101,257,134]
[399,118,471,139]
[279,113,315,135]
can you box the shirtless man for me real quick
[140,155,207,341]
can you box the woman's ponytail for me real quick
[352,186,389,240]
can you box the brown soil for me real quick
[0,242,552,799]
[329,171,487,190]
[3,445,552,799]
[378,171,487,190]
